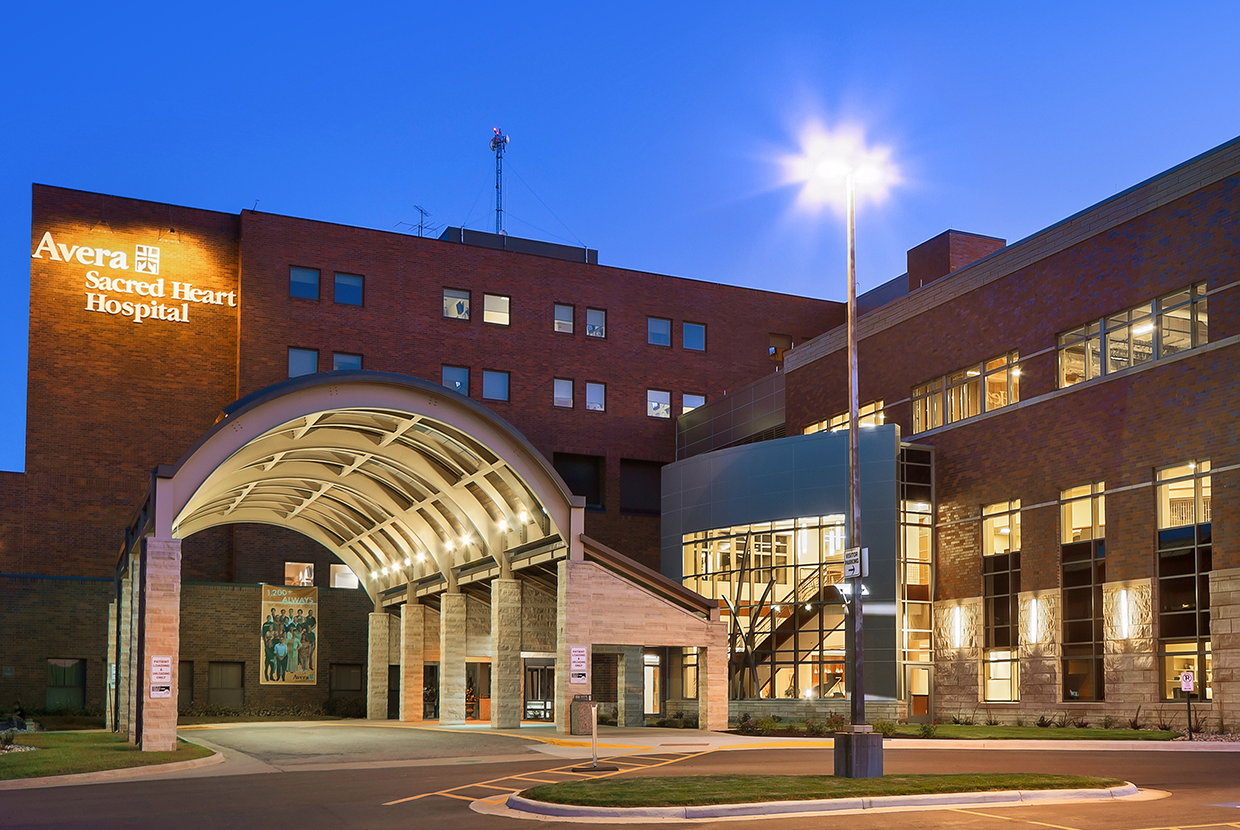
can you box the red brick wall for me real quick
[788,175,1240,600]
[0,472,26,568]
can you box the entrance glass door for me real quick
[644,653,661,716]
[524,658,554,721]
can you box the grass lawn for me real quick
[522,773,1126,808]
[1,732,213,780]
[891,723,1177,741]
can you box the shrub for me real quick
[755,716,781,735]
[1127,706,1144,731]
[1014,716,1025,727]
[951,711,975,726]
[985,707,1001,727]
[1191,710,1209,735]
[805,720,829,737]
[1101,715,1115,730]
[1035,714,1053,728]
[736,712,756,734]
[1153,708,1176,732]
[1066,713,1090,729]
[1,731,13,747]
[873,720,897,737]
[917,722,938,738]
[825,714,847,732]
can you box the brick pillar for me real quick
[616,646,644,727]
[400,604,425,722]
[1103,580,1155,711]
[105,599,117,733]
[490,579,522,729]
[367,612,390,720]
[139,538,181,752]
[699,645,729,731]
[439,593,467,725]
[1209,567,1240,726]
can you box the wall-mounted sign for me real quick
[261,584,319,685]
[31,231,235,326]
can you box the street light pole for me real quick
[845,170,865,730]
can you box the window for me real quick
[1157,460,1212,701]
[289,266,320,300]
[334,273,363,306]
[586,308,606,338]
[483,293,510,325]
[682,393,706,414]
[329,564,359,589]
[553,378,573,408]
[554,304,574,333]
[46,658,85,711]
[207,662,244,708]
[329,663,364,698]
[769,333,793,362]
[288,347,318,377]
[443,288,470,320]
[805,400,885,434]
[620,459,663,515]
[553,452,604,510]
[683,322,706,351]
[1061,482,1105,701]
[647,389,671,419]
[585,382,605,411]
[648,317,671,346]
[1059,282,1208,387]
[332,352,362,371]
[911,352,1019,434]
[285,562,314,586]
[482,370,510,401]
[682,647,699,699]
[442,365,469,396]
[983,499,1020,701]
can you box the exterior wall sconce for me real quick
[1027,597,1039,644]
[951,605,964,649]
[1120,588,1131,639]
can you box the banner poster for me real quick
[260,585,318,685]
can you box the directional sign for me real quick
[843,547,868,579]
[1181,670,1195,692]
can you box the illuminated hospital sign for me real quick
[31,231,235,325]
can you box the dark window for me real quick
[330,663,364,698]
[553,452,604,510]
[334,273,363,306]
[290,267,319,300]
[620,459,663,515]
[442,365,469,396]
[207,662,244,708]
[332,352,362,371]
[46,658,86,711]
[648,317,671,346]
[482,370,510,401]
[683,322,706,351]
[1061,540,1105,701]
[288,348,318,377]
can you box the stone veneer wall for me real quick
[933,597,981,717]
[1211,567,1240,729]
[1019,589,1060,710]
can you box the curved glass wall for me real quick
[682,516,849,700]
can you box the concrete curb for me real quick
[882,738,1240,751]
[504,783,1140,820]
[0,745,224,790]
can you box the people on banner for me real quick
[259,598,317,683]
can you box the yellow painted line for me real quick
[383,793,431,805]
[438,792,479,803]
[466,783,525,792]
[511,775,559,784]
[950,808,1083,830]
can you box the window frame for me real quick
[289,266,320,301]
[586,308,607,339]
[554,303,574,334]
[910,352,1018,434]
[442,365,470,396]
[481,369,511,402]
[329,564,359,589]
[682,393,706,414]
[288,347,319,378]
[443,288,471,321]
[647,316,672,347]
[285,562,315,586]
[683,321,706,351]
[553,378,574,409]
[1155,460,1212,702]
[333,272,364,306]
[331,352,362,372]
[647,389,672,419]
[982,499,1021,702]
[483,293,511,326]
[585,381,606,412]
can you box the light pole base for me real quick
[834,730,883,778]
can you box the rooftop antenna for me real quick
[490,127,510,235]
[414,205,432,238]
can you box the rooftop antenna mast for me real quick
[490,127,510,235]
[414,205,432,238]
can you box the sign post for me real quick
[1181,670,1195,740]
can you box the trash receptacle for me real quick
[570,694,594,736]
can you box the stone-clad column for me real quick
[139,538,181,752]
[1209,567,1240,724]
[490,579,522,729]
[1018,590,1060,709]
[367,612,391,719]
[400,603,425,722]
[1103,580,1155,710]
[105,599,117,733]
[126,550,142,743]
[699,645,729,731]
[616,647,644,726]
[440,593,467,725]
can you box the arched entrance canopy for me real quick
[131,371,577,599]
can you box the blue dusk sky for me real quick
[2,2,1237,472]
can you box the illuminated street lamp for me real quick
[784,124,898,776]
